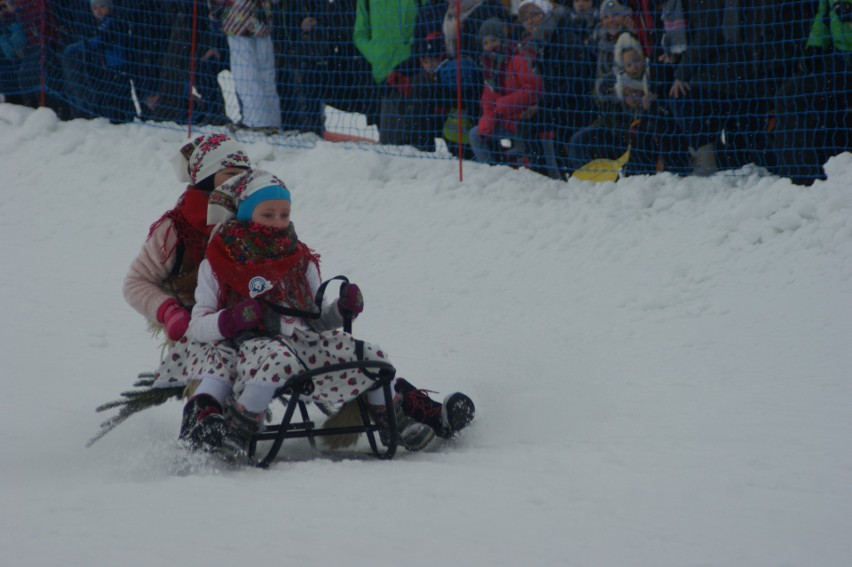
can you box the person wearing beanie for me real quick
[378,30,449,152]
[592,0,636,102]
[123,133,251,349]
[182,132,251,190]
[478,16,507,45]
[169,169,476,463]
[468,17,543,171]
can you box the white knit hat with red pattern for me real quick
[171,133,250,187]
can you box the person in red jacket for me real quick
[468,17,543,169]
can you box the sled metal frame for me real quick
[249,360,399,468]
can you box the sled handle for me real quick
[260,275,353,333]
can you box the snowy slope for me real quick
[1,104,851,567]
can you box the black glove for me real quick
[261,304,282,335]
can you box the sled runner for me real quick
[89,361,402,466]
[250,359,400,468]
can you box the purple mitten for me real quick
[157,298,191,340]
[337,283,364,319]
[218,299,264,338]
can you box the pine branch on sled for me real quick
[86,373,183,447]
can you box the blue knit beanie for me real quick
[236,185,292,221]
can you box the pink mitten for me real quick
[157,298,191,340]
[218,299,264,338]
[337,283,364,319]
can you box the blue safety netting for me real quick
[1,0,849,183]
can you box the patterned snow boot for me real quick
[179,394,227,451]
[396,378,475,439]
[369,398,436,452]
[219,402,262,465]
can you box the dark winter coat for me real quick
[86,15,128,70]
[288,0,359,66]
[672,0,813,99]
[526,7,595,136]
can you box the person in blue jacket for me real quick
[60,0,135,122]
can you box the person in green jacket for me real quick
[773,0,851,185]
[353,0,420,125]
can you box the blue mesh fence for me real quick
[1,0,849,183]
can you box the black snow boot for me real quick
[395,378,475,439]
[219,402,262,465]
[179,394,227,451]
[369,399,435,452]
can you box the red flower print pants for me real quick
[233,328,388,413]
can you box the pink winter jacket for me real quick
[123,220,181,323]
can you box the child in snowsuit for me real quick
[177,169,475,462]
[123,133,250,372]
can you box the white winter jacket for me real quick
[189,259,344,342]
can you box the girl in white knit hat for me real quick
[124,133,250,383]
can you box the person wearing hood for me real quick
[591,0,639,103]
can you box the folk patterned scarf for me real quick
[149,187,212,267]
[205,221,321,315]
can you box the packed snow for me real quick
[2,103,851,567]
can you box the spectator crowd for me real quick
[1,0,850,184]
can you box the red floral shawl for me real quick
[148,187,212,267]
[205,221,321,312]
